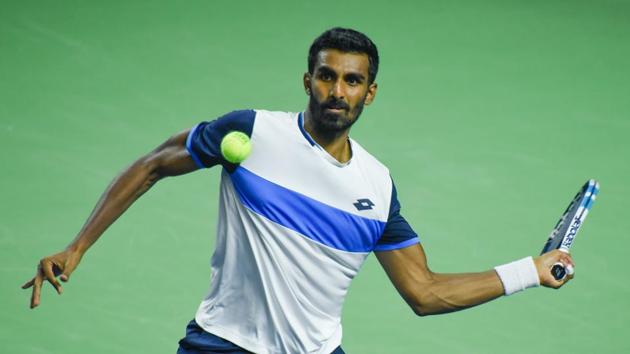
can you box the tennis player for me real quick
[23,28,575,354]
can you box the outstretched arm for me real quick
[22,129,199,308]
[375,244,574,316]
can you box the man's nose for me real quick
[330,79,344,99]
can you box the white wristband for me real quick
[494,256,540,296]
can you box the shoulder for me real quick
[349,138,390,175]
[248,110,301,140]
[199,109,297,134]
[349,137,393,210]
[251,109,297,125]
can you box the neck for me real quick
[303,109,352,163]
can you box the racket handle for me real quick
[551,263,566,281]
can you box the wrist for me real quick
[66,242,87,256]
[494,256,540,296]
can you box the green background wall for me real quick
[2,1,628,353]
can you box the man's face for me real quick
[304,49,377,132]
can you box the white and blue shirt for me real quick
[186,110,418,354]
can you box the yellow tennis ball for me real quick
[220,131,252,164]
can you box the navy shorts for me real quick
[177,319,346,354]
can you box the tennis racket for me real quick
[541,179,600,280]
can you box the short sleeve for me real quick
[373,180,420,251]
[186,110,256,169]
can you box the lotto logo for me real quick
[353,198,375,211]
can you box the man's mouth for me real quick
[323,103,348,112]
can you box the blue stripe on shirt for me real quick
[229,167,386,253]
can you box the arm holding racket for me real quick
[376,179,597,316]
[376,245,573,316]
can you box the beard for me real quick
[307,92,366,133]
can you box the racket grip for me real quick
[551,263,566,280]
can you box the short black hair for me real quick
[308,27,380,84]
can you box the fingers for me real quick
[31,272,43,309]
[41,260,63,295]
[558,251,574,267]
[21,278,35,289]
[24,256,68,309]
[24,250,82,308]
[536,250,577,289]
[552,251,575,286]
[60,262,77,283]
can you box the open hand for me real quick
[21,249,82,308]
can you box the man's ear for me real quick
[303,72,312,95]
[364,82,378,105]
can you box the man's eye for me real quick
[320,73,333,81]
[346,76,362,86]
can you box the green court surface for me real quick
[2,1,629,353]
